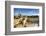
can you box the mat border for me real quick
[5,1,45,35]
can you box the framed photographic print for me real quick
[5,1,45,35]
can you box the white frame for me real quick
[11,5,42,32]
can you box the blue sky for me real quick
[14,8,39,16]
